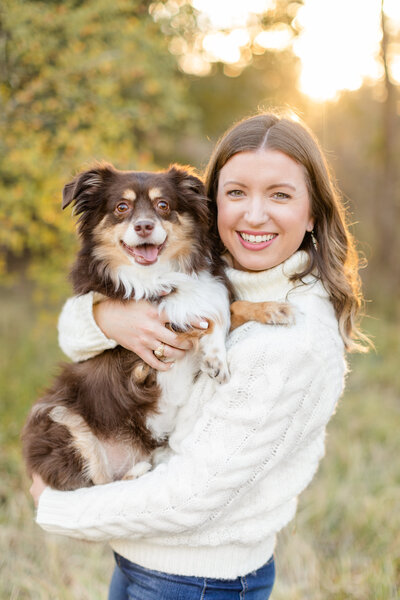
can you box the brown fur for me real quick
[22,348,161,490]
[230,301,293,331]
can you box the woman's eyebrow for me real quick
[222,180,248,188]
[267,183,297,191]
[222,181,297,191]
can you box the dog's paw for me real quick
[201,353,230,384]
[230,300,294,330]
[123,461,151,480]
[263,302,294,326]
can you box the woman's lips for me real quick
[236,231,277,250]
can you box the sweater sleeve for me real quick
[36,324,345,542]
[58,292,117,362]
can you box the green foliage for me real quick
[0,0,194,295]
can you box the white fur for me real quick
[147,271,230,441]
[121,221,167,249]
[116,265,186,300]
[112,265,231,442]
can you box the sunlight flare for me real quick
[192,0,275,28]
[186,0,400,98]
[293,0,383,101]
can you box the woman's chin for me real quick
[231,249,283,272]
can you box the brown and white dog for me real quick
[22,163,292,491]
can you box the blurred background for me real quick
[1,1,399,598]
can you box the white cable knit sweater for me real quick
[36,252,346,579]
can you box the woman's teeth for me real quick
[239,233,276,243]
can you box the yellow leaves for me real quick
[0,0,192,298]
[80,23,100,37]
[144,79,162,95]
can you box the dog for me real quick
[22,163,292,491]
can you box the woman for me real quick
[30,112,368,599]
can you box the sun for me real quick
[185,0,400,102]
[293,0,383,102]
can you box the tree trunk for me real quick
[378,2,400,285]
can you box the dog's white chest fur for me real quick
[134,270,231,442]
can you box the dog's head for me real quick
[63,163,211,296]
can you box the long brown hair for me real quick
[204,112,370,352]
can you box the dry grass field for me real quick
[1,284,399,599]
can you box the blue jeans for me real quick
[108,552,275,600]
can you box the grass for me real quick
[0,284,114,600]
[1,283,399,599]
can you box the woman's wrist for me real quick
[93,299,118,341]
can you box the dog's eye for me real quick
[115,202,130,215]
[157,200,169,212]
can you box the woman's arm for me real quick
[58,293,195,370]
[58,293,117,362]
[36,323,346,542]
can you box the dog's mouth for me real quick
[120,240,166,265]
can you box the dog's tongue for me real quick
[133,244,159,264]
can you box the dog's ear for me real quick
[167,164,209,226]
[62,163,115,212]
[167,164,205,196]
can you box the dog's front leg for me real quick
[122,461,152,480]
[198,321,230,384]
[230,300,294,331]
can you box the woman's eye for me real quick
[227,190,244,198]
[115,202,130,214]
[272,192,290,200]
[157,199,169,212]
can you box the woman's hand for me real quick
[30,473,47,507]
[93,299,208,371]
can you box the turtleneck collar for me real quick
[224,251,324,303]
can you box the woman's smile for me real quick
[236,231,278,250]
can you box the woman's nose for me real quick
[245,197,269,225]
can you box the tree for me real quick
[153,0,303,167]
[0,0,308,295]
[377,0,400,286]
[0,0,193,292]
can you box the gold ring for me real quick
[153,343,165,360]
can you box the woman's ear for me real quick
[306,217,315,232]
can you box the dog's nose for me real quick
[134,220,155,237]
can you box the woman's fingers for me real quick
[141,348,174,372]
[92,300,203,370]
[157,327,192,351]
[190,319,209,331]
[154,342,186,361]
[157,312,209,348]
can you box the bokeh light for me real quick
[190,0,400,101]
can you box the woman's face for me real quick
[216,149,314,271]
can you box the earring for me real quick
[310,230,318,250]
